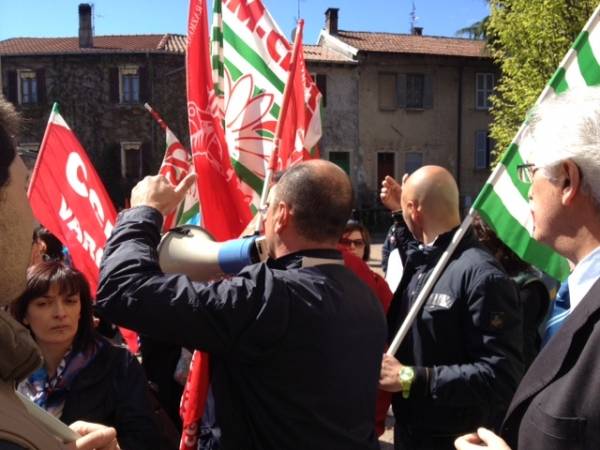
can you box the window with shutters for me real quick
[405,151,423,174]
[406,74,425,108]
[5,69,45,106]
[379,72,433,111]
[378,73,397,111]
[121,141,142,179]
[120,66,140,104]
[475,130,493,169]
[476,73,495,110]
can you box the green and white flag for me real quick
[473,5,600,281]
[211,0,322,212]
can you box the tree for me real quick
[456,17,489,40]
[486,0,596,162]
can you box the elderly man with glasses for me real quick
[456,87,600,450]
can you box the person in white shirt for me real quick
[455,87,600,450]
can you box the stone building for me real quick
[307,8,498,217]
[0,4,187,207]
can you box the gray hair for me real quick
[520,87,600,203]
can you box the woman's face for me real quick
[340,230,366,260]
[24,283,81,349]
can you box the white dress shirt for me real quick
[568,245,600,311]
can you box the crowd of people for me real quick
[3,85,600,450]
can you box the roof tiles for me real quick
[0,34,187,55]
[334,30,489,58]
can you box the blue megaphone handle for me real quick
[218,236,258,274]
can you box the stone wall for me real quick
[2,52,187,207]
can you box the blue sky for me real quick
[0,1,489,43]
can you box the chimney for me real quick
[325,8,339,35]
[411,26,423,36]
[79,3,93,48]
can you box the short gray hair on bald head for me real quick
[520,87,600,203]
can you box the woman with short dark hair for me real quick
[11,261,158,450]
[339,220,371,261]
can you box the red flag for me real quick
[276,21,322,169]
[28,104,116,293]
[187,0,251,241]
[28,103,138,353]
[145,103,200,232]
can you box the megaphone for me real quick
[157,225,269,282]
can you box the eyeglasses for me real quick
[516,163,538,183]
[339,237,365,248]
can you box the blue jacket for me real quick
[387,217,524,437]
[96,206,387,450]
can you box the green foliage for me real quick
[456,17,489,40]
[486,0,597,164]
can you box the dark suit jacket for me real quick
[501,278,600,449]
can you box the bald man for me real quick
[379,166,523,450]
[96,160,387,450]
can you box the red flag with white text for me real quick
[28,103,116,293]
[28,103,138,353]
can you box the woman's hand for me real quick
[67,421,120,450]
[454,428,511,450]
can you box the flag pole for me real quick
[387,213,474,355]
[255,20,304,232]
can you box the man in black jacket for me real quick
[379,166,524,450]
[96,160,387,450]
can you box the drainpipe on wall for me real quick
[456,62,464,193]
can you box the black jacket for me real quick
[59,339,158,450]
[387,218,524,437]
[501,278,600,449]
[96,206,387,450]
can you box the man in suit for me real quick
[455,87,600,449]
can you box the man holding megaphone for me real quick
[95,160,387,450]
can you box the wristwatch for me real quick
[398,366,415,399]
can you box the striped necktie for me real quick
[542,280,570,346]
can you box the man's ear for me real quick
[561,160,581,206]
[273,201,290,233]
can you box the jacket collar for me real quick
[407,225,477,266]
[503,277,600,421]
[0,309,42,383]
[268,248,343,270]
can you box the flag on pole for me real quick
[187,0,252,242]
[146,103,201,231]
[28,103,117,293]
[472,5,600,281]
[275,20,322,169]
[28,103,139,353]
[211,0,322,211]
